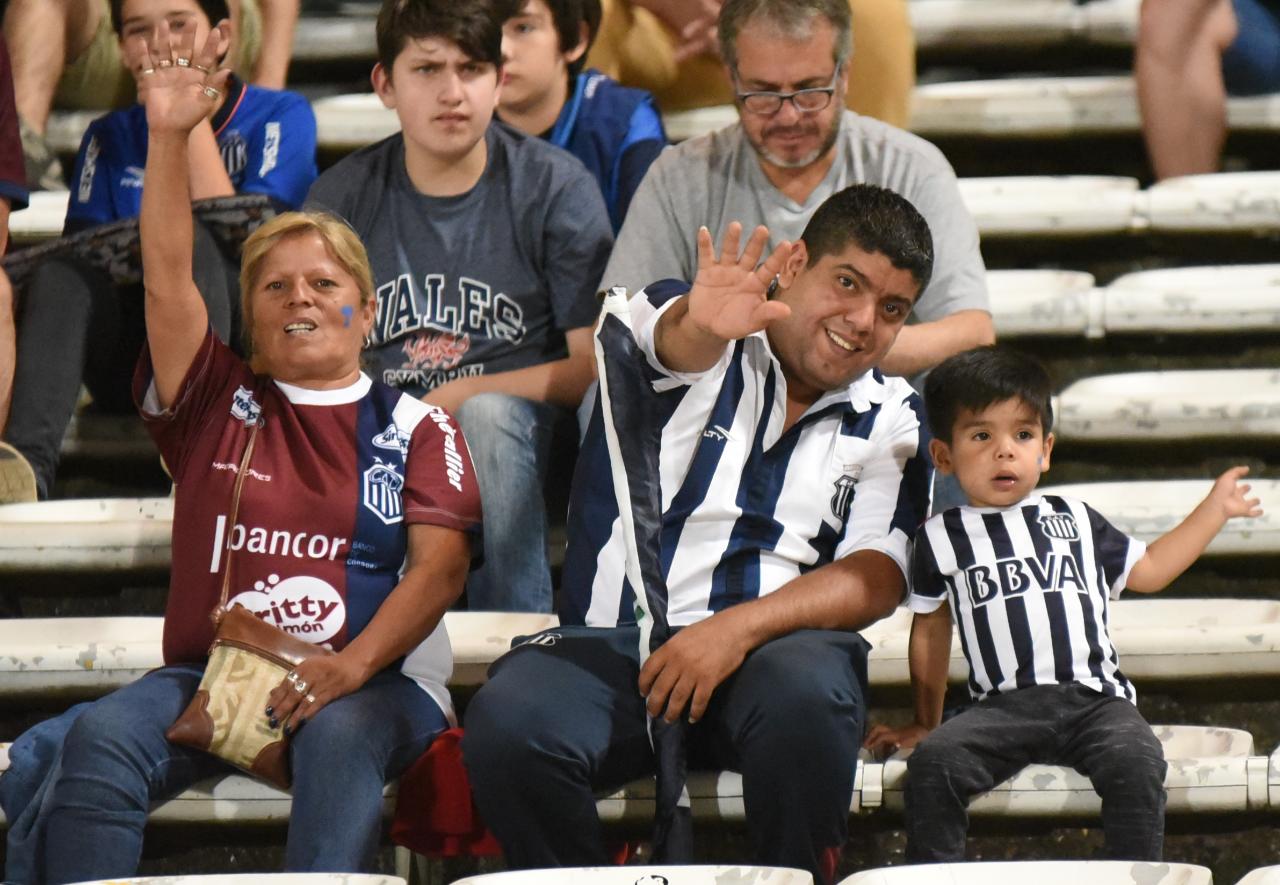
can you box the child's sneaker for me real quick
[0,442,37,503]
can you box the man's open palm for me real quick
[685,222,793,343]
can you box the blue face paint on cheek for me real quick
[341,305,353,328]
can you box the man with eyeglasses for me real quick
[600,0,993,379]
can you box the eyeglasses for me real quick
[734,66,842,116]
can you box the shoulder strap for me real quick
[216,406,262,612]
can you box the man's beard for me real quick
[749,113,842,170]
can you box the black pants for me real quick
[4,221,234,497]
[905,683,1167,863]
[461,626,871,884]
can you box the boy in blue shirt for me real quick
[865,346,1262,863]
[497,0,665,231]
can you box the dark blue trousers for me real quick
[461,625,870,884]
[905,683,1167,863]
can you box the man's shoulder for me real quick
[838,111,956,177]
[490,120,592,183]
[240,84,315,119]
[310,134,400,194]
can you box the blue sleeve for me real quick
[1085,502,1139,589]
[610,97,666,231]
[64,121,118,232]
[238,92,317,209]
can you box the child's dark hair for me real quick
[798,184,934,295]
[376,0,521,73]
[539,0,602,78]
[110,0,231,37]
[924,346,1054,444]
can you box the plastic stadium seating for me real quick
[986,269,1095,337]
[1055,369,1280,441]
[451,869,812,885]
[907,0,1139,52]
[0,497,172,576]
[1037,479,1280,555]
[839,860,1212,885]
[1241,865,1280,884]
[956,176,1140,236]
[1102,264,1280,335]
[63,877,405,885]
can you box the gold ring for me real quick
[156,59,173,68]
[193,63,211,74]
[305,694,316,704]
[202,85,221,100]
[175,57,191,67]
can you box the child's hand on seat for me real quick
[863,722,930,760]
[1208,466,1263,521]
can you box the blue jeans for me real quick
[454,392,565,613]
[2,664,447,884]
[1224,0,1280,95]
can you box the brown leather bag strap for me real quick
[216,409,262,611]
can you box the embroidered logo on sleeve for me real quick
[372,422,412,456]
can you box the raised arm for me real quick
[136,19,231,408]
[1126,465,1262,592]
[864,603,953,756]
[250,0,299,90]
[653,222,793,374]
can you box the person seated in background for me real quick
[0,36,32,500]
[587,0,916,128]
[497,0,666,232]
[307,0,613,614]
[1,18,479,883]
[600,0,991,382]
[4,0,298,189]
[0,0,316,503]
[1136,0,1280,179]
[865,346,1263,864]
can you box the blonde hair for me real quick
[239,211,376,358]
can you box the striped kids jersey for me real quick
[559,280,934,628]
[907,494,1147,703]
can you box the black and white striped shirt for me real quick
[907,494,1146,702]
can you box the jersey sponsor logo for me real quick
[212,461,273,482]
[208,514,348,574]
[426,405,466,492]
[77,135,100,203]
[231,385,263,426]
[220,132,248,180]
[369,273,527,348]
[363,458,405,524]
[121,165,145,189]
[259,121,280,177]
[830,474,858,521]
[961,552,1088,607]
[702,424,732,443]
[372,422,411,456]
[228,572,346,642]
[1037,512,1080,541]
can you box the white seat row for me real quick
[988,265,1280,338]
[4,599,1278,701]
[19,170,1280,247]
[907,0,1138,52]
[843,860,1211,885]
[0,611,556,698]
[911,75,1280,138]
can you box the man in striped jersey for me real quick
[865,346,1262,863]
[463,184,934,883]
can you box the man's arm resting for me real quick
[422,326,597,412]
[864,602,952,756]
[880,309,995,378]
[640,549,905,723]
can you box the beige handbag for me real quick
[165,407,333,789]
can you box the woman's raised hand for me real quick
[132,17,232,137]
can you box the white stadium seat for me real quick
[312,93,400,152]
[67,878,404,885]
[956,176,1139,236]
[1240,865,1280,885]
[1144,171,1280,233]
[986,269,1096,337]
[839,860,1212,885]
[1037,479,1280,555]
[8,191,71,244]
[1055,369,1280,441]
[1103,264,1280,334]
[0,497,172,575]
[450,867,812,885]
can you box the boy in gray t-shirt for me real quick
[307,0,613,613]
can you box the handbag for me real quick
[165,405,333,790]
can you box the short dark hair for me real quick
[376,0,520,73]
[537,0,602,78]
[717,0,852,76]
[798,184,934,295]
[110,0,231,37]
[924,346,1055,445]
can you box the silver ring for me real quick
[285,670,298,684]
[175,57,191,67]
[305,694,316,704]
[202,85,221,100]
[156,58,173,69]
[294,680,308,694]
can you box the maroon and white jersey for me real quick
[134,330,481,719]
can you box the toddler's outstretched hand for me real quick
[1209,465,1263,520]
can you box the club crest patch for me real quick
[831,474,858,521]
[230,386,262,426]
[1038,512,1080,541]
[363,458,404,524]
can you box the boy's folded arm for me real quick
[1126,465,1263,593]
[865,602,953,755]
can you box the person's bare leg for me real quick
[0,266,14,434]
[3,0,102,133]
[1136,0,1238,179]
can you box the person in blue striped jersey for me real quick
[464,183,935,884]
[865,346,1263,863]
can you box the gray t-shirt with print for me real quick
[601,110,988,323]
[307,122,613,397]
